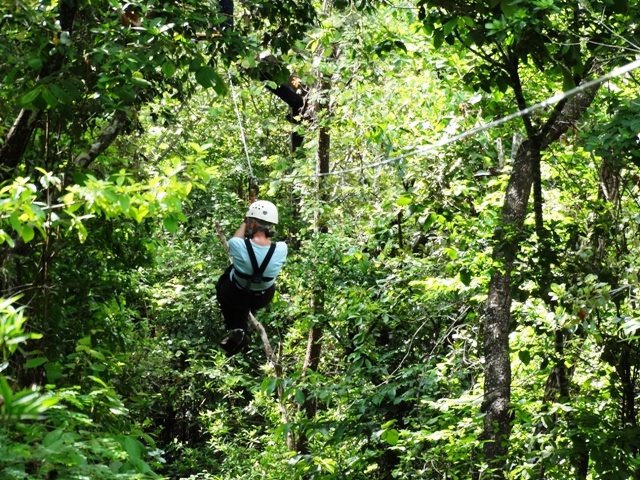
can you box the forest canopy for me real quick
[1,0,640,479]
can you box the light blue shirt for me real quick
[228,237,287,291]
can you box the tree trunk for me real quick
[483,83,599,476]
[295,79,330,454]
[483,139,538,475]
[0,110,42,180]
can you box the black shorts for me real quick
[215,267,275,331]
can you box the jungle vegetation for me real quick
[1,0,640,478]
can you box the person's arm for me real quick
[233,219,247,238]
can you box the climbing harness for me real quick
[232,239,276,290]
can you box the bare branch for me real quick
[74,110,130,169]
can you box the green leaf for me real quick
[382,428,399,446]
[42,87,59,108]
[459,268,472,286]
[28,57,42,71]
[443,18,457,37]
[295,389,306,405]
[43,429,64,448]
[262,377,278,395]
[0,230,16,247]
[130,205,149,223]
[49,83,72,104]
[132,458,152,474]
[162,61,176,78]
[444,247,458,260]
[422,212,437,229]
[518,349,531,365]
[9,212,23,237]
[89,375,108,388]
[131,75,152,87]
[163,216,178,233]
[396,195,412,206]
[59,78,81,100]
[19,87,42,107]
[25,357,48,369]
[0,375,13,408]
[562,72,576,92]
[58,31,71,45]
[19,225,35,243]
[500,0,519,16]
[189,57,203,72]
[314,457,336,474]
[44,362,63,382]
[88,349,105,361]
[195,67,228,95]
[124,436,143,463]
[621,318,640,335]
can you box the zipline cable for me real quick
[259,57,640,182]
[228,71,255,181]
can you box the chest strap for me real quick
[234,240,277,287]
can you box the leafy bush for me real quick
[0,296,164,479]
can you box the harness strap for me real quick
[234,240,277,288]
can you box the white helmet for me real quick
[246,200,278,224]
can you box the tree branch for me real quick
[0,110,41,181]
[74,110,130,169]
[540,82,600,148]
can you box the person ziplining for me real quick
[215,200,288,356]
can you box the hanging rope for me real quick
[228,71,256,182]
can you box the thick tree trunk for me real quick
[0,110,42,180]
[483,84,599,476]
[483,139,538,474]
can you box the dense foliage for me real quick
[1,0,640,479]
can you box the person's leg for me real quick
[219,301,250,331]
[216,271,250,328]
[216,272,252,355]
[248,285,275,314]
